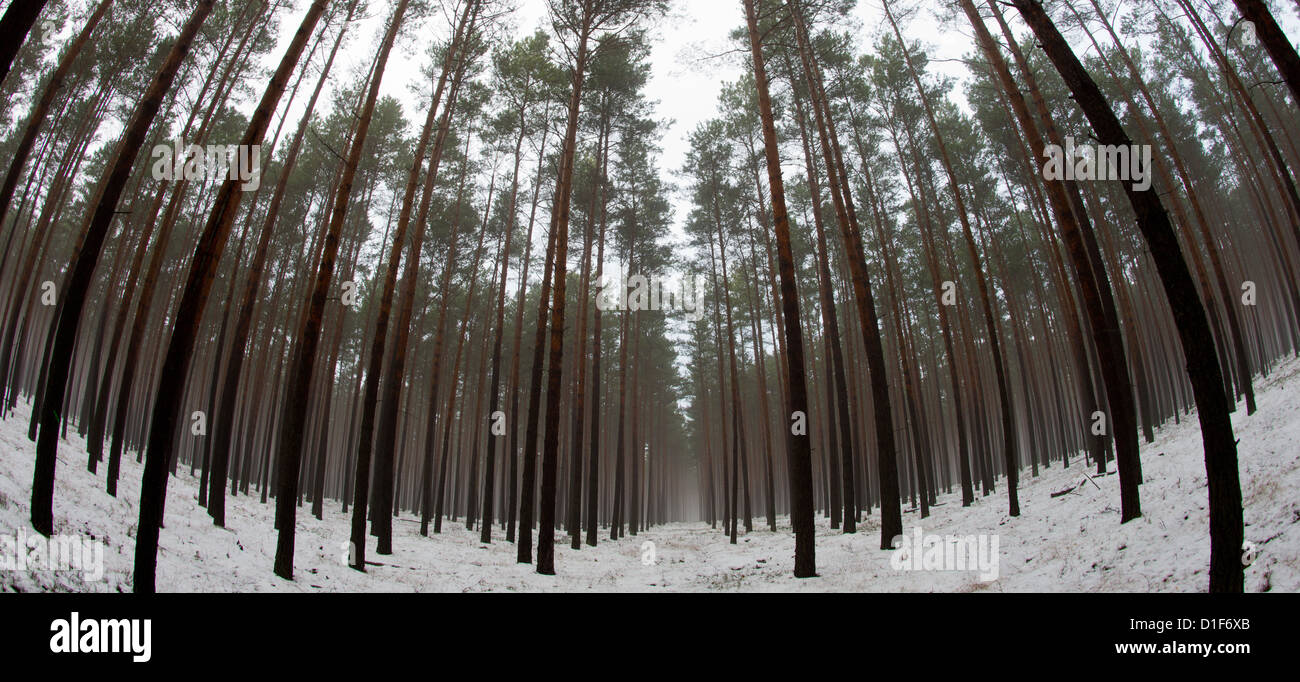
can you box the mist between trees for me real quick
[0,0,1296,593]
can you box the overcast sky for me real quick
[261,0,1296,257]
[266,0,977,237]
[451,0,973,200]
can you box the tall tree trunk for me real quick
[536,13,593,576]
[209,0,359,528]
[563,113,606,550]
[1233,0,1300,106]
[131,0,329,590]
[787,60,855,531]
[364,0,477,560]
[0,0,113,227]
[0,0,48,86]
[585,157,610,546]
[506,104,553,544]
[883,0,1019,516]
[971,0,1142,521]
[424,127,477,537]
[264,0,406,582]
[482,67,531,546]
[31,0,215,539]
[789,0,902,547]
[1012,0,1243,593]
[744,0,816,577]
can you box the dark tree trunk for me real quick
[745,0,816,578]
[208,0,359,528]
[32,0,215,540]
[789,0,901,547]
[1233,0,1300,106]
[536,16,592,576]
[0,0,112,227]
[1013,0,1243,594]
[0,0,48,86]
[970,0,1141,521]
[483,81,529,547]
[132,0,328,591]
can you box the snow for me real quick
[2,359,1298,592]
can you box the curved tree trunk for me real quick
[0,0,49,86]
[131,0,329,591]
[1013,0,1243,594]
[355,0,477,562]
[31,0,215,539]
[208,0,359,528]
[1233,0,1300,106]
[972,0,1142,521]
[0,0,113,230]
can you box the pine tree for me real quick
[32,0,215,540]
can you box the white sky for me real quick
[479,0,972,203]
[265,0,976,238]
[34,0,1299,235]
[24,0,1294,378]
[250,0,1297,267]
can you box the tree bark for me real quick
[32,0,214,540]
[745,0,816,577]
[1013,0,1243,593]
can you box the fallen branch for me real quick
[1051,482,1082,498]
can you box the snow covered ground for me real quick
[2,359,1298,593]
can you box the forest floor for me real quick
[2,359,1299,593]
